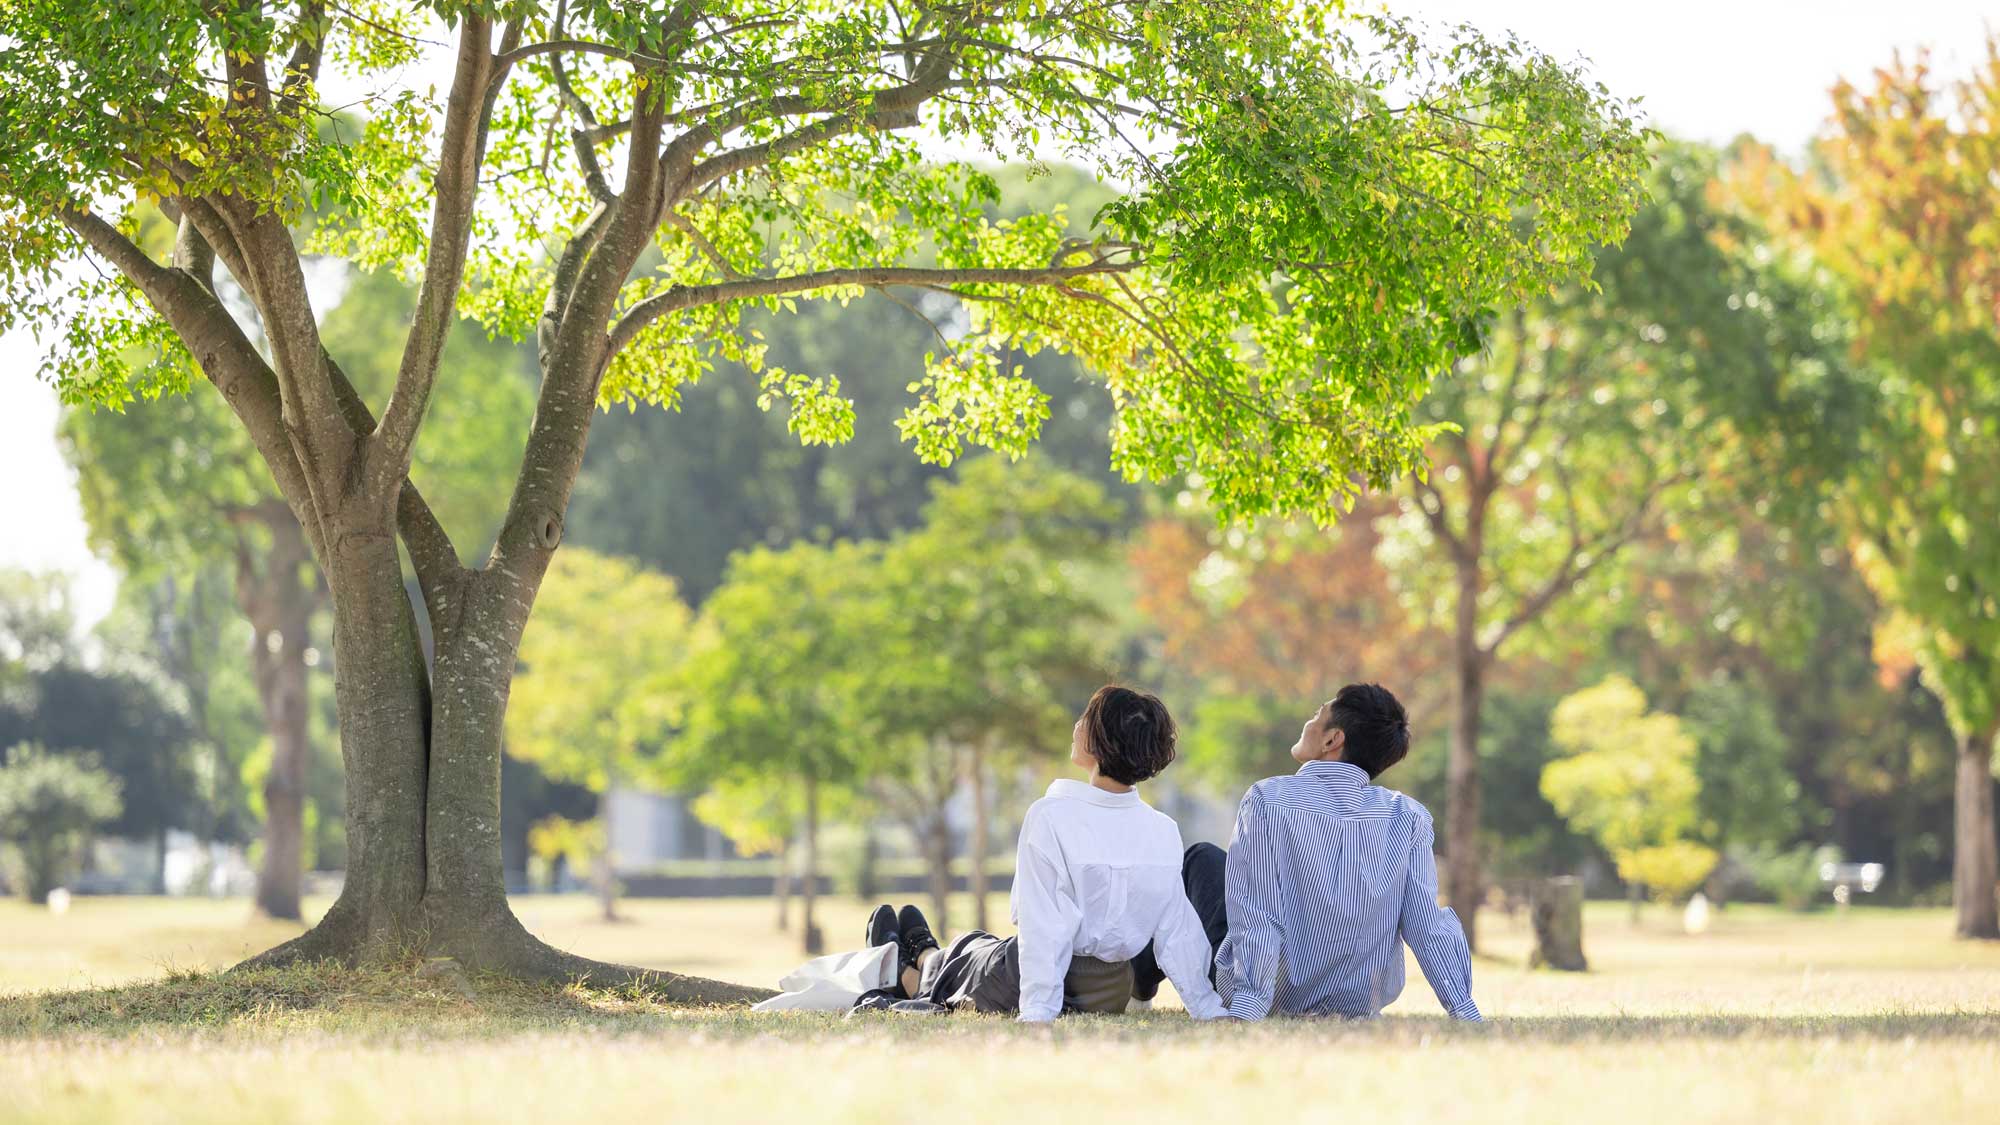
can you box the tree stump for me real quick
[1528,876,1588,971]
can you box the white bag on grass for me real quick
[751,942,900,1012]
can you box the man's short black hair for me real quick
[1082,685,1178,786]
[1329,683,1410,778]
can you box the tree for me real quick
[0,573,205,860]
[681,541,880,954]
[1728,43,2000,938]
[0,2,1645,989]
[61,230,534,921]
[505,547,694,921]
[0,744,124,904]
[62,384,322,919]
[1129,498,1442,793]
[1541,677,1716,905]
[1381,144,1856,946]
[865,455,1115,933]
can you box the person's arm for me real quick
[1011,808,1082,1022]
[1398,810,1483,1022]
[1220,786,1283,1021]
[1151,882,1227,1020]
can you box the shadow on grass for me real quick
[5,965,1995,1045]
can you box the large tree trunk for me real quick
[238,539,769,1003]
[1444,563,1487,951]
[1954,726,2000,940]
[245,514,315,922]
[968,744,991,933]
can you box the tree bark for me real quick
[1528,876,1588,971]
[774,842,792,932]
[1954,726,2000,940]
[968,744,991,933]
[595,784,619,923]
[239,547,771,1003]
[1444,561,1487,951]
[800,775,823,954]
[246,513,315,922]
[926,806,953,939]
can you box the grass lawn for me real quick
[3,895,1998,1124]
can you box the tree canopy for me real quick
[3,1,1648,525]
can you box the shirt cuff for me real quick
[1448,998,1483,1022]
[1225,992,1272,1022]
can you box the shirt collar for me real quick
[1046,778,1143,808]
[1298,759,1370,789]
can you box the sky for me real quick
[3,0,1994,626]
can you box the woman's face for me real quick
[1070,714,1093,772]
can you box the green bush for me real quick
[1744,844,1841,911]
[0,743,123,904]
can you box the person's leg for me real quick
[1131,842,1230,1002]
[1182,842,1229,958]
[1130,942,1163,1002]
[900,946,942,998]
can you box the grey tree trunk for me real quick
[968,745,991,933]
[775,843,792,932]
[1528,876,1588,971]
[595,784,619,923]
[1444,562,1487,951]
[1955,727,2000,939]
[801,775,823,954]
[241,542,769,1003]
[926,808,953,939]
[245,513,315,922]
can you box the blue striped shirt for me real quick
[1214,760,1482,1021]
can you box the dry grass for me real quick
[2,896,1998,1124]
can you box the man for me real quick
[1134,683,1481,1021]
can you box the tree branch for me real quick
[323,354,465,616]
[607,258,1141,355]
[1410,473,1469,563]
[279,1,329,108]
[371,14,501,496]
[1482,466,1692,656]
[59,205,329,562]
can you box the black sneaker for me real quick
[865,904,899,950]
[896,904,939,971]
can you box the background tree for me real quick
[0,1,1645,988]
[863,455,1115,933]
[505,547,695,922]
[1129,498,1442,793]
[0,572,204,877]
[1381,144,1858,945]
[0,744,124,905]
[1541,677,1716,908]
[680,541,881,953]
[1729,42,2000,938]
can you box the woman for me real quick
[857,685,1225,1021]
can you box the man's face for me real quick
[1289,700,1344,764]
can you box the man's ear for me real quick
[1324,726,1345,754]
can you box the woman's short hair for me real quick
[1081,685,1178,786]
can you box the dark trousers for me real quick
[868,931,1136,1015]
[1131,842,1229,1002]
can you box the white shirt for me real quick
[1009,779,1228,1022]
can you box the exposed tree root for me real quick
[230,897,776,1006]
